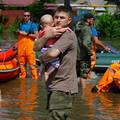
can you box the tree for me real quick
[0,0,4,9]
[46,0,56,3]
[27,0,46,23]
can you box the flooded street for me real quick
[0,73,120,120]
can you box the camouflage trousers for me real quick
[47,91,76,120]
[76,60,91,79]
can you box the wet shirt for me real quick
[75,22,92,60]
[19,20,38,34]
[91,26,98,49]
[46,30,78,94]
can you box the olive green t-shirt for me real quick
[75,22,92,60]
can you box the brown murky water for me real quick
[0,73,120,120]
[0,39,120,120]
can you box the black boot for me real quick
[91,86,98,93]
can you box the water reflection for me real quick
[95,93,120,120]
[72,79,120,120]
[0,79,21,119]
[16,79,38,120]
[0,89,1,107]
[0,76,120,120]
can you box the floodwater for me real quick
[0,72,120,120]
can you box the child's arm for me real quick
[46,66,55,75]
[34,27,68,51]
[45,65,55,81]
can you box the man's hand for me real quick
[17,30,27,36]
[44,27,68,39]
[16,29,20,34]
[20,31,28,35]
[34,27,69,51]
[104,46,110,52]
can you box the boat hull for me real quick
[0,58,20,82]
[0,67,20,82]
[0,43,17,62]
[94,52,120,72]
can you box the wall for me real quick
[1,10,24,28]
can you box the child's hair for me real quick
[40,14,54,28]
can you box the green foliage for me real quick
[27,0,46,19]
[0,24,3,43]
[0,23,4,34]
[7,21,19,33]
[96,12,120,41]
[46,0,56,3]
[0,16,5,41]
[6,20,21,41]
[71,0,78,2]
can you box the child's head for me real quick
[40,14,54,29]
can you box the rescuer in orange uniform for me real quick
[17,11,38,80]
[91,62,120,93]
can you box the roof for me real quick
[44,0,106,7]
[89,0,105,5]
[45,0,113,11]
[54,0,105,5]
[0,0,36,7]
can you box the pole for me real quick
[64,0,71,10]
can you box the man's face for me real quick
[23,12,31,22]
[88,18,95,26]
[54,11,71,28]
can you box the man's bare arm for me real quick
[93,36,110,51]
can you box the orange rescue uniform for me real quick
[96,62,120,92]
[18,35,38,80]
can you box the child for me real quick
[38,14,66,81]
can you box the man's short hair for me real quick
[54,6,73,18]
[83,13,96,21]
